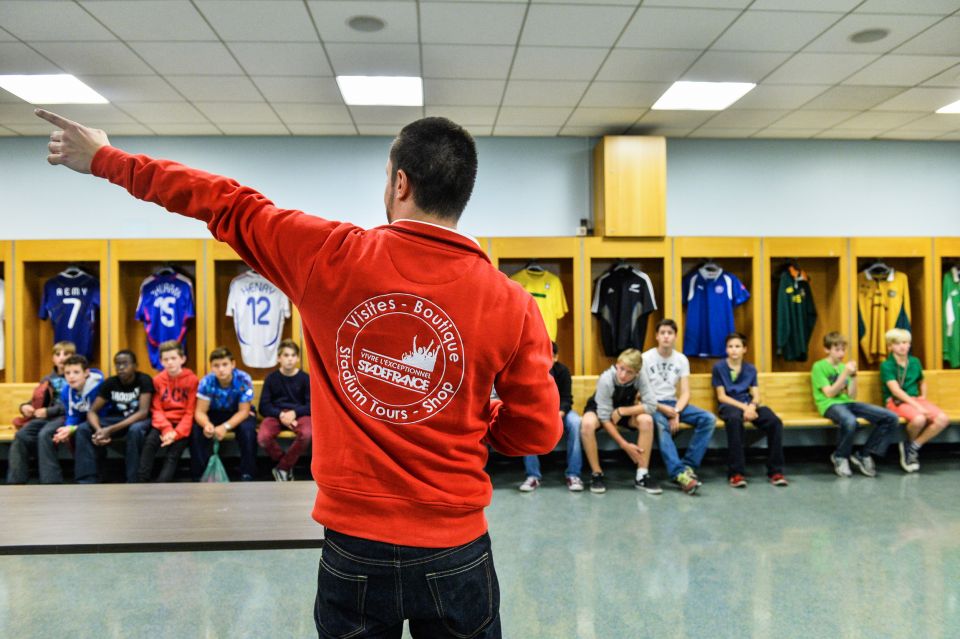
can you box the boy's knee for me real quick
[636,414,653,431]
[910,415,927,429]
[581,414,599,433]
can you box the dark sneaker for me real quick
[851,452,877,477]
[899,442,919,473]
[728,474,747,488]
[830,453,852,477]
[635,474,663,495]
[518,476,540,492]
[590,473,607,494]
[769,473,789,487]
[674,470,699,495]
[271,467,290,482]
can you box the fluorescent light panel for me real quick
[0,74,108,104]
[336,76,422,107]
[652,81,755,111]
[936,99,960,114]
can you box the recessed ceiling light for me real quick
[936,99,960,114]
[651,81,755,111]
[849,28,889,43]
[347,15,385,32]
[0,74,108,104]
[336,76,423,107]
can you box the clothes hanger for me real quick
[154,263,176,276]
[524,260,544,273]
[699,259,722,277]
[61,263,87,277]
[866,259,891,277]
[613,258,631,270]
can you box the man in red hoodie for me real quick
[37,109,560,638]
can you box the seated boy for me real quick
[50,355,105,483]
[712,333,788,488]
[519,342,583,492]
[811,332,898,477]
[880,328,950,472]
[643,319,717,495]
[580,348,660,495]
[6,341,75,484]
[192,347,257,481]
[140,340,199,482]
[258,339,311,482]
[76,350,154,483]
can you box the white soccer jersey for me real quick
[226,271,291,368]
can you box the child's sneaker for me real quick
[728,474,747,488]
[518,476,540,492]
[685,465,703,486]
[589,473,607,494]
[899,442,920,473]
[769,473,789,487]
[634,474,663,495]
[674,470,699,495]
[851,452,877,477]
[830,453,852,477]
[271,466,291,482]
[566,476,584,492]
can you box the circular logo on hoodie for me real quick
[336,293,465,424]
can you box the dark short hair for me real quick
[390,117,477,221]
[209,346,234,363]
[279,339,300,356]
[725,332,747,346]
[114,349,137,364]
[64,355,89,370]
[158,340,185,357]
[655,318,678,333]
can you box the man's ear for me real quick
[394,168,413,201]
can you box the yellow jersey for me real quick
[857,269,910,364]
[510,268,568,341]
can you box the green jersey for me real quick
[879,354,923,404]
[811,358,852,416]
[776,267,818,362]
[944,268,960,368]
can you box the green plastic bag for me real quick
[201,440,230,483]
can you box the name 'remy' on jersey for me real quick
[40,271,100,359]
[227,271,291,368]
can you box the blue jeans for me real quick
[523,410,582,479]
[190,410,258,480]
[652,401,717,478]
[316,528,500,638]
[824,402,898,459]
[74,417,152,483]
[6,417,65,484]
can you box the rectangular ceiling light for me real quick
[0,74,108,104]
[652,81,755,111]
[336,76,423,107]
[935,99,960,114]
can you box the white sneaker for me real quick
[566,476,584,492]
[518,476,540,492]
[830,453,852,478]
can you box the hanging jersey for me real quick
[682,267,750,358]
[775,266,818,362]
[40,272,100,359]
[509,268,568,341]
[227,271,291,368]
[136,272,195,370]
[591,265,657,357]
[857,269,910,364]
[0,279,5,370]
[943,267,960,368]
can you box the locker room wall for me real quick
[1,135,959,239]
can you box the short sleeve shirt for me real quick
[641,348,690,401]
[197,369,255,412]
[810,358,852,416]
[509,269,568,341]
[879,354,923,404]
[97,372,154,419]
[711,361,757,404]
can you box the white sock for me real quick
[636,468,648,481]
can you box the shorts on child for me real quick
[885,397,943,423]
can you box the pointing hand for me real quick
[34,108,110,174]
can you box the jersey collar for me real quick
[863,268,896,282]
[386,219,488,260]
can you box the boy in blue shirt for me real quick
[192,346,257,481]
[712,333,787,488]
[50,354,105,483]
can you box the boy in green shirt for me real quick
[879,328,950,472]
[811,332,898,478]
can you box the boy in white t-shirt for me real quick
[642,319,716,495]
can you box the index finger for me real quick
[34,108,76,129]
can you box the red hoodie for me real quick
[151,368,199,440]
[92,147,561,547]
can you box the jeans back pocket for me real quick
[426,552,496,638]
[315,557,368,639]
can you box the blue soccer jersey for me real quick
[40,271,100,358]
[136,272,195,370]
[682,266,750,358]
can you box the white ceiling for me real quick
[1,0,959,139]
